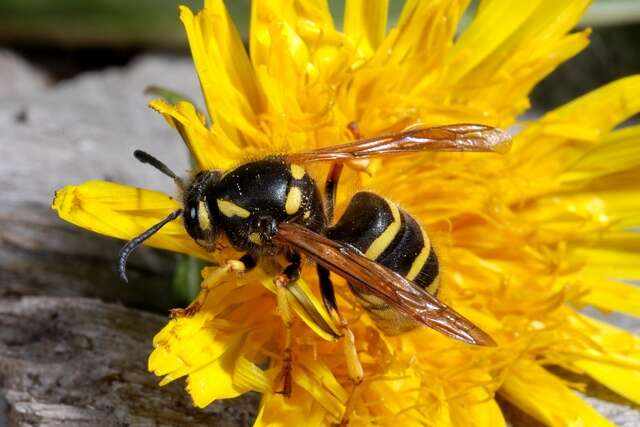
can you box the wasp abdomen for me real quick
[328,191,439,335]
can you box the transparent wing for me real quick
[274,223,496,346]
[288,124,511,163]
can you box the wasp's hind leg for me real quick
[170,254,256,318]
[274,251,302,397]
[317,265,363,426]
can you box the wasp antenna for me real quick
[133,150,184,189]
[117,208,183,282]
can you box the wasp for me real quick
[119,123,509,424]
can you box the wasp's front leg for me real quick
[273,251,302,397]
[170,254,256,318]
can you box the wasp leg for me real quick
[324,162,344,224]
[170,254,256,318]
[347,121,362,139]
[274,252,302,397]
[324,122,361,224]
[317,265,363,426]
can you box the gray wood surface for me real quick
[0,50,258,426]
[0,50,198,310]
[0,297,258,426]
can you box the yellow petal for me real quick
[451,386,506,427]
[579,280,640,318]
[520,188,640,233]
[233,353,270,393]
[444,0,590,124]
[572,314,640,358]
[254,386,329,427]
[522,75,640,144]
[249,0,348,154]
[577,246,640,281]
[260,275,339,341]
[469,399,506,427]
[561,125,640,183]
[166,328,230,370]
[501,360,615,427]
[296,351,347,404]
[149,99,242,170]
[576,359,640,405]
[348,0,469,130]
[381,0,468,74]
[150,317,232,383]
[52,181,212,260]
[344,0,388,57]
[250,0,336,69]
[561,314,640,404]
[180,3,265,147]
[292,362,344,421]
[446,0,544,84]
[148,344,184,379]
[186,339,244,406]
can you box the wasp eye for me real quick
[183,197,218,251]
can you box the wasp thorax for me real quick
[183,170,221,250]
[204,157,325,256]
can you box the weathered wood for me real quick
[0,201,179,312]
[0,51,258,425]
[0,296,258,426]
[0,50,201,311]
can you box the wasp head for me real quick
[183,170,222,251]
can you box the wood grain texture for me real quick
[0,52,260,425]
[0,51,200,310]
[0,296,258,426]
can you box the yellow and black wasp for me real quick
[118,123,509,423]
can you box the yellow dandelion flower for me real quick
[52,0,640,426]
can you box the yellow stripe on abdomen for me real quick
[426,273,440,295]
[364,200,401,260]
[406,228,431,281]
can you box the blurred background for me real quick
[1,0,639,106]
[0,1,638,425]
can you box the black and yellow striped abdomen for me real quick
[327,191,439,335]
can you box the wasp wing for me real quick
[288,124,511,163]
[274,223,496,346]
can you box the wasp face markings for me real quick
[183,170,221,249]
[197,199,212,231]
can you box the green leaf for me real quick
[145,85,196,106]
[172,254,209,304]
